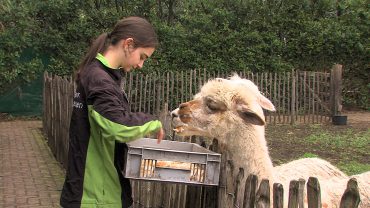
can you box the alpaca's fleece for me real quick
[171,74,370,207]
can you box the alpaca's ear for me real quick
[236,104,265,126]
[258,94,276,111]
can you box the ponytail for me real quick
[75,32,109,82]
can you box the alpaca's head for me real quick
[171,74,276,139]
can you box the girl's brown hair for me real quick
[76,16,158,81]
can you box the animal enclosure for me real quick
[42,65,352,207]
[42,67,342,169]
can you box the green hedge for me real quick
[0,0,369,109]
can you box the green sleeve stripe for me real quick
[88,105,162,143]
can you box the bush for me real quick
[1,0,368,109]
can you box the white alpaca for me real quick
[171,74,369,208]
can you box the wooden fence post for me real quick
[297,179,305,208]
[288,180,299,208]
[291,69,296,125]
[330,64,343,116]
[273,183,284,208]
[256,179,270,208]
[234,168,245,207]
[42,71,47,134]
[307,177,321,208]
[339,178,360,208]
[243,174,258,208]
[217,150,235,208]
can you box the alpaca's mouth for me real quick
[172,114,208,136]
[173,124,209,137]
[173,125,198,133]
[173,125,193,136]
[172,115,188,135]
[173,125,186,133]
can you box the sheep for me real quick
[171,74,370,207]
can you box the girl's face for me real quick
[123,47,155,72]
[121,41,155,72]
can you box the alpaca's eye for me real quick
[207,102,219,111]
[204,97,227,112]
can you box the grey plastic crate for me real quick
[123,138,221,186]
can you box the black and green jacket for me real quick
[60,54,162,208]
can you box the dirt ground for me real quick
[266,110,370,167]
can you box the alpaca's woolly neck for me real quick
[216,123,274,181]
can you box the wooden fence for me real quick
[43,73,74,169]
[120,67,342,125]
[42,66,352,208]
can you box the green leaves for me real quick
[0,0,368,108]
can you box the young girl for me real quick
[60,16,164,208]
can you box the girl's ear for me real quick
[127,38,134,48]
[122,38,134,48]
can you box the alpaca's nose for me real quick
[171,109,179,119]
[172,102,189,118]
[179,102,188,109]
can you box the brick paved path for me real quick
[0,120,65,208]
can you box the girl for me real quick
[60,16,164,208]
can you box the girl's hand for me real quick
[156,128,164,144]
